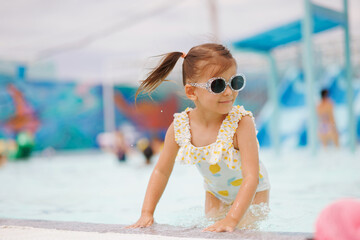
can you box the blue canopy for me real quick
[232,4,345,51]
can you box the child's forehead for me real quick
[199,61,237,78]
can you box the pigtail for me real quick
[135,52,183,102]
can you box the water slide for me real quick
[256,67,360,148]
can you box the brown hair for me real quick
[135,43,236,101]
[321,89,329,99]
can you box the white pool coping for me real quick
[0,218,312,240]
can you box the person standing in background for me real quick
[317,89,339,147]
[97,130,129,162]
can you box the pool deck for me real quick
[0,218,313,240]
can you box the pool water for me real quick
[0,148,359,233]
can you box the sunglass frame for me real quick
[188,74,246,95]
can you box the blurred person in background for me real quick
[317,89,339,147]
[0,130,35,163]
[13,130,35,159]
[113,130,129,162]
[7,131,35,161]
[135,135,164,165]
[136,138,153,165]
[97,132,114,152]
[97,130,129,162]
[0,140,8,167]
[150,135,164,156]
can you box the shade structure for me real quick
[232,4,345,52]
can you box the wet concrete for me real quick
[0,218,313,240]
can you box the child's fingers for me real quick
[125,224,140,229]
[125,220,153,229]
[203,225,234,232]
[202,225,216,232]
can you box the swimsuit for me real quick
[174,105,270,204]
[318,114,333,135]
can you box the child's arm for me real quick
[204,115,259,232]
[126,122,179,228]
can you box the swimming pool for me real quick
[0,148,359,233]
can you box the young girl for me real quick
[127,43,270,232]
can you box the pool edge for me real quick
[0,218,313,240]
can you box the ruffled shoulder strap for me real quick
[173,107,192,147]
[218,105,257,142]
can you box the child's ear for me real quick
[185,84,197,101]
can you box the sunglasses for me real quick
[188,74,246,94]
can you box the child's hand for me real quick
[202,217,238,232]
[125,213,154,229]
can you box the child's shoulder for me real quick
[232,106,258,134]
[230,105,254,119]
[173,107,191,123]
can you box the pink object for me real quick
[315,198,360,240]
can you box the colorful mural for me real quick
[115,91,177,130]
[0,74,185,151]
[2,84,40,134]
[0,75,104,150]
[113,83,189,143]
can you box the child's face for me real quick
[194,64,238,114]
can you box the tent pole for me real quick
[102,63,116,133]
[302,0,317,154]
[343,0,356,152]
[102,82,116,133]
[208,0,220,42]
[266,52,281,154]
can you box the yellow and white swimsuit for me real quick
[174,105,270,204]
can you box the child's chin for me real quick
[218,105,233,114]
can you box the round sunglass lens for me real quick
[231,75,245,91]
[210,78,226,93]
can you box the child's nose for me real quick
[223,85,232,95]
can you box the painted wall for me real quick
[0,70,266,151]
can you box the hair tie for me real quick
[181,52,187,58]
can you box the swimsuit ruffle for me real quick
[174,105,256,170]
